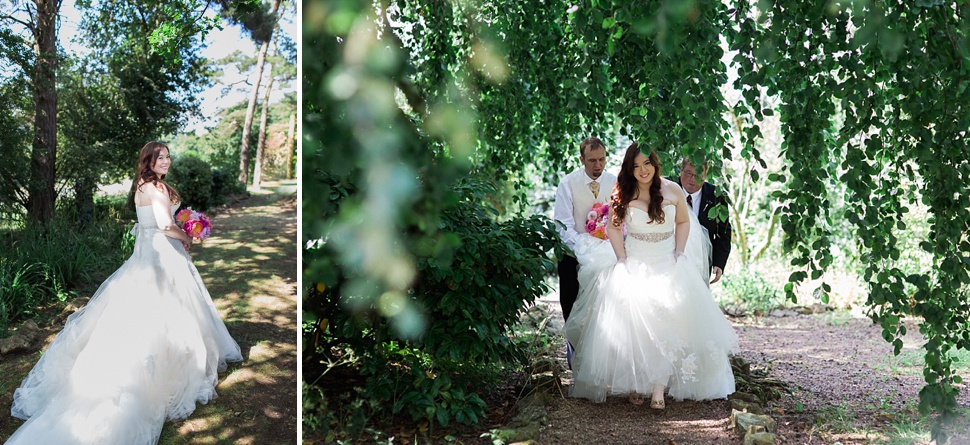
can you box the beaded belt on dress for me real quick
[629,230,673,242]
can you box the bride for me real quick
[564,142,737,408]
[6,141,243,444]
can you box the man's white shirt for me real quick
[683,187,702,216]
[554,169,617,252]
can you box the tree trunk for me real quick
[74,177,96,228]
[238,0,282,185]
[285,112,295,179]
[253,35,280,191]
[252,75,274,191]
[26,0,60,225]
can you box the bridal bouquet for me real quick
[175,208,213,241]
[585,202,609,240]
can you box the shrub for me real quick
[168,154,213,211]
[0,213,130,334]
[716,269,783,315]
[94,193,136,223]
[303,177,564,436]
[0,261,47,332]
[210,167,247,207]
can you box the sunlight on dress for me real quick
[565,205,737,403]
[6,204,242,445]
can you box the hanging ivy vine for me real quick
[305,0,970,438]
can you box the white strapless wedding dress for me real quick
[6,204,243,445]
[565,205,738,402]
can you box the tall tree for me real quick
[252,10,295,190]
[284,111,294,179]
[28,0,58,225]
[2,0,278,223]
[63,0,220,222]
[238,0,282,185]
[1,0,62,224]
[65,0,283,221]
[251,38,275,191]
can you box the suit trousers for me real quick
[558,254,580,322]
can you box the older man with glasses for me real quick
[674,158,732,284]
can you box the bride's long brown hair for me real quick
[611,142,664,227]
[130,141,181,206]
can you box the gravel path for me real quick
[536,294,970,445]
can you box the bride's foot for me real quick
[650,384,665,409]
[629,392,644,405]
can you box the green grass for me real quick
[810,379,970,445]
[0,207,134,334]
[815,402,860,432]
[813,309,855,327]
[875,407,970,445]
[875,346,970,378]
[882,416,932,445]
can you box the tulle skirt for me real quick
[565,223,737,402]
[7,228,242,445]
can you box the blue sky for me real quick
[59,0,298,135]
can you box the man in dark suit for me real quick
[674,158,731,283]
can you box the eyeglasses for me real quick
[682,171,698,180]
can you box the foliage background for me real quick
[0,0,295,339]
[304,0,970,441]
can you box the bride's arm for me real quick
[144,184,192,245]
[607,206,625,262]
[670,182,690,259]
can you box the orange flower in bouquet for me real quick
[584,202,609,240]
[175,208,212,241]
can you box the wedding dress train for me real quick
[565,205,737,402]
[6,204,243,445]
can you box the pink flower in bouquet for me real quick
[175,208,212,241]
[585,202,610,240]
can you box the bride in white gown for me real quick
[6,141,243,445]
[564,143,737,408]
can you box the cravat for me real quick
[590,180,599,197]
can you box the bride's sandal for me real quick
[650,397,665,410]
[629,392,645,405]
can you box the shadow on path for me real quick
[158,180,298,445]
[534,294,739,445]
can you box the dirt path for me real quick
[536,295,970,445]
[0,181,298,444]
[736,313,970,445]
[537,296,739,445]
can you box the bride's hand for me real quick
[182,240,192,251]
[674,251,686,262]
[614,257,628,273]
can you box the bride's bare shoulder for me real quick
[660,179,684,196]
[134,180,168,205]
[136,180,167,193]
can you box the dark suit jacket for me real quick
[672,178,732,271]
